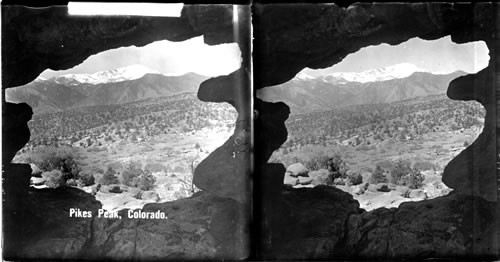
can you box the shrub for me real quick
[390,159,412,185]
[24,146,80,177]
[306,154,350,186]
[66,178,78,187]
[133,173,156,191]
[121,161,156,190]
[42,170,64,188]
[348,172,363,185]
[305,155,330,171]
[400,169,425,189]
[76,171,95,186]
[121,161,144,186]
[371,165,388,184]
[100,166,119,185]
[327,154,349,180]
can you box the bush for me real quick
[24,146,80,177]
[348,172,363,185]
[306,154,349,186]
[66,179,78,187]
[121,161,144,186]
[78,172,95,186]
[42,170,64,188]
[326,154,349,181]
[390,160,412,185]
[305,155,330,171]
[400,169,425,189]
[371,165,388,184]
[133,173,156,191]
[390,160,424,189]
[121,161,156,190]
[100,166,119,185]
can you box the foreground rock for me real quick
[286,163,309,177]
[342,192,497,258]
[262,185,363,259]
[88,192,248,260]
[4,185,248,260]
[3,187,102,260]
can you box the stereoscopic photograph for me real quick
[2,1,499,261]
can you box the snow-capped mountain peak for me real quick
[53,64,162,85]
[296,71,315,80]
[299,63,429,84]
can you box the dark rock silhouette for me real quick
[2,2,498,260]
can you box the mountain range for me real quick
[7,63,466,115]
[258,63,466,114]
[6,65,208,114]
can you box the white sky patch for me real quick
[41,36,242,78]
[301,36,490,77]
[68,2,183,17]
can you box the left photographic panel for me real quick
[2,3,251,260]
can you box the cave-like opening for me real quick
[258,36,489,211]
[6,37,241,211]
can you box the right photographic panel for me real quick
[253,3,498,260]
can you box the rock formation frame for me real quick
[2,2,499,260]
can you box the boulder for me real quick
[408,189,427,199]
[284,173,299,186]
[309,169,329,185]
[286,163,309,177]
[351,185,365,195]
[367,184,379,192]
[109,186,123,194]
[81,186,95,194]
[30,163,42,176]
[99,185,110,193]
[376,183,391,192]
[333,178,346,185]
[423,181,452,199]
[30,176,46,186]
[395,186,410,197]
[297,176,313,185]
[140,191,160,201]
[293,184,315,189]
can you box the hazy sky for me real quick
[302,36,490,77]
[41,35,488,79]
[40,36,242,78]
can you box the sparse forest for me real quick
[23,93,236,150]
[281,94,484,152]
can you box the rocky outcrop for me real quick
[3,187,102,260]
[2,5,247,88]
[4,187,248,260]
[261,185,363,260]
[88,192,248,260]
[342,193,497,258]
[253,3,496,87]
[2,102,32,164]
[443,66,497,201]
